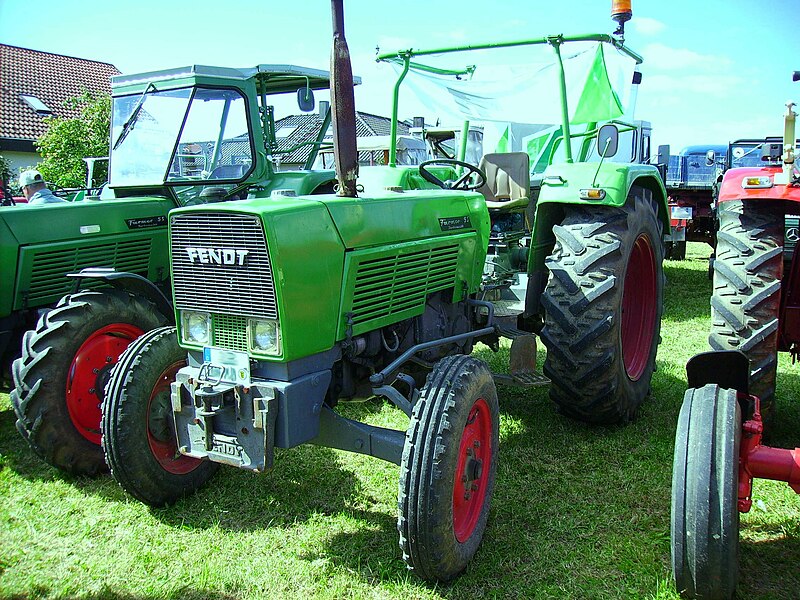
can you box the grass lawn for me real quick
[1,242,798,599]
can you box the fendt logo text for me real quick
[185,247,250,266]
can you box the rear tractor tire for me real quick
[102,327,218,506]
[540,186,664,423]
[671,384,740,600]
[11,290,168,475]
[398,355,499,582]
[710,200,782,421]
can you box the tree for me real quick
[36,92,111,189]
[1,153,13,201]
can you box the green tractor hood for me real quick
[168,189,489,361]
[0,197,173,315]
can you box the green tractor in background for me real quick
[95,0,668,582]
[8,65,350,475]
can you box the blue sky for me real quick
[1,0,797,152]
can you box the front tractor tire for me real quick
[11,290,168,475]
[540,186,664,423]
[671,384,740,600]
[398,355,499,582]
[102,327,218,507]
[710,200,782,420]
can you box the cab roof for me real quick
[112,64,361,95]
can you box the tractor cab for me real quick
[376,37,662,317]
[108,65,356,204]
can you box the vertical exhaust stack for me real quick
[330,0,359,197]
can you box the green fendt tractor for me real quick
[98,0,668,582]
[9,65,349,475]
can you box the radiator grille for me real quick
[171,213,277,319]
[350,243,460,325]
[212,313,248,352]
[27,239,152,303]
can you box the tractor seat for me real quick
[477,152,530,212]
[209,164,246,180]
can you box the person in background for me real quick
[18,170,66,205]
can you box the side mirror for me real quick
[657,144,670,166]
[297,87,315,112]
[597,124,619,158]
[705,149,716,166]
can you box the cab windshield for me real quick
[109,87,253,199]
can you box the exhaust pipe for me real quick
[330,0,359,197]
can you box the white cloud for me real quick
[632,17,666,36]
[642,43,732,72]
[642,73,744,99]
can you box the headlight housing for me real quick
[249,319,281,356]
[181,311,211,346]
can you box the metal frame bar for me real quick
[378,33,642,169]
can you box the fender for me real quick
[520,162,669,325]
[718,166,800,205]
[66,267,174,324]
[685,350,749,395]
[536,162,669,229]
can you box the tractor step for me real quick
[497,324,530,339]
[492,371,550,388]
[492,301,524,318]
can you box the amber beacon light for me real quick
[611,0,632,37]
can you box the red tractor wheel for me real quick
[540,186,664,423]
[671,384,741,600]
[11,290,168,475]
[398,354,499,582]
[102,327,218,506]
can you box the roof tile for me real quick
[0,44,120,143]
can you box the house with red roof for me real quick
[0,44,120,173]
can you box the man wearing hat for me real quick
[18,170,66,205]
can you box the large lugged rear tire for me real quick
[540,186,664,423]
[102,327,218,507]
[671,384,740,600]
[709,200,782,419]
[10,290,168,475]
[398,355,499,582]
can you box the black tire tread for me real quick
[10,289,167,475]
[671,384,740,599]
[102,326,218,507]
[540,187,664,423]
[709,200,782,416]
[398,354,499,582]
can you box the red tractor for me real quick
[670,74,800,599]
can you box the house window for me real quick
[20,95,53,115]
[275,125,298,138]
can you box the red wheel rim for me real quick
[66,323,144,444]
[147,360,202,474]
[453,397,492,543]
[621,234,657,381]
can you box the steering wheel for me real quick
[418,159,486,191]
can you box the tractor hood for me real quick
[169,188,489,252]
[718,166,800,204]
[168,190,489,361]
[0,197,174,315]
[0,197,173,246]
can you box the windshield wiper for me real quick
[112,82,155,150]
